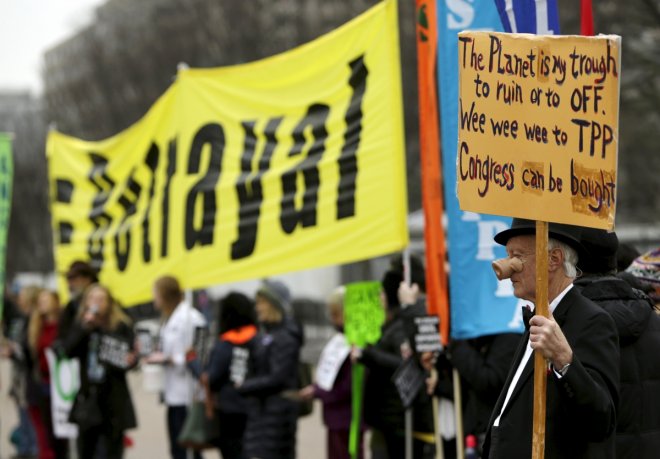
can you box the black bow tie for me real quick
[522,306,534,331]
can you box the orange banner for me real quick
[415,0,449,344]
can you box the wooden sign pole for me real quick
[532,221,549,459]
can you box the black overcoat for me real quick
[482,287,619,459]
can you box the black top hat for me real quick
[494,218,584,253]
[578,227,619,274]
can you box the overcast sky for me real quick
[0,0,105,95]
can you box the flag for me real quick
[494,0,560,34]
[47,0,408,306]
[436,0,524,339]
[415,0,449,344]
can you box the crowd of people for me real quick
[0,221,659,459]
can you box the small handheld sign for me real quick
[392,357,426,409]
[410,315,443,354]
[98,335,131,369]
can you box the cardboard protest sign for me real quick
[46,349,80,439]
[315,333,351,391]
[457,32,621,229]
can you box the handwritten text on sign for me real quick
[456,32,621,229]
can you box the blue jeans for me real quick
[11,405,38,455]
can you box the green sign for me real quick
[0,134,13,322]
[344,281,385,347]
[344,280,385,458]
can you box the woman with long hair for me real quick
[60,283,137,459]
[146,275,206,459]
[26,289,68,459]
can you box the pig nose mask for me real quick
[492,257,523,280]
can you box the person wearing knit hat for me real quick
[256,279,292,317]
[626,248,660,304]
[239,279,303,459]
[575,230,660,458]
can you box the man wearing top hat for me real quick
[482,218,619,459]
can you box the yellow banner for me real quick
[47,0,408,306]
[456,32,621,229]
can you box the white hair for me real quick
[548,238,579,278]
[327,285,346,310]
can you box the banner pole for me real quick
[431,369,444,459]
[453,368,464,459]
[532,221,549,459]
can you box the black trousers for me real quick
[167,405,202,459]
[77,423,124,459]
[215,411,247,459]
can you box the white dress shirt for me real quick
[493,284,573,427]
[160,301,207,406]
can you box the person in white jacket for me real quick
[145,275,207,459]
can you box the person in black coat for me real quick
[356,254,435,459]
[238,280,302,459]
[188,292,258,459]
[575,228,660,459]
[59,283,137,459]
[57,260,98,340]
[482,219,619,459]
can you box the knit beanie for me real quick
[256,279,292,314]
[626,248,660,285]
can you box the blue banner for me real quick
[436,1,523,339]
[494,0,560,34]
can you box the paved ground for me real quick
[0,359,328,459]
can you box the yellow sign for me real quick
[456,31,621,229]
[47,0,408,306]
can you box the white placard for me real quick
[315,333,350,391]
[46,348,80,439]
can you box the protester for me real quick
[1,285,40,459]
[58,260,98,340]
[26,290,68,459]
[575,228,660,458]
[482,218,619,458]
[238,279,303,459]
[626,247,660,307]
[188,291,258,459]
[353,254,435,459]
[145,275,206,459]
[60,284,137,459]
[299,286,363,459]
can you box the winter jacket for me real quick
[361,303,434,435]
[576,275,660,459]
[314,356,353,430]
[61,321,137,434]
[239,318,303,459]
[188,324,258,414]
